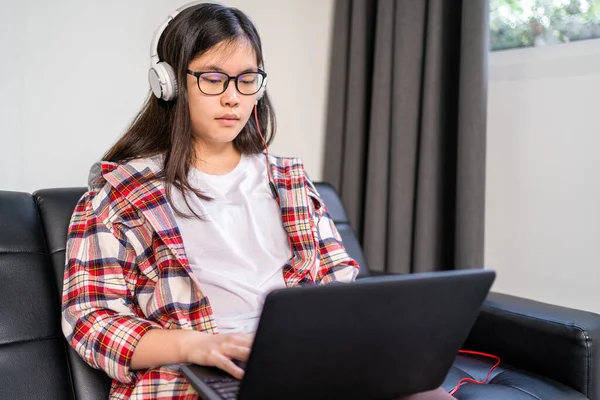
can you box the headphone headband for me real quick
[148,1,267,102]
[150,2,204,65]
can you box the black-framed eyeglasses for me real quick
[186,69,267,96]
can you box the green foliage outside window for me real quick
[490,0,600,51]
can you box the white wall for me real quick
[486,38,600,313]
[0,0,334,193]
[224,0,334,179]
[5,0,598,314]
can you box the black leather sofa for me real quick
[0,183,599,400]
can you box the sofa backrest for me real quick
[34,188,112,400]
[312,182,369,277]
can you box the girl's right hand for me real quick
[182,331,254,379]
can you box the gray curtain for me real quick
[324,0,489,274]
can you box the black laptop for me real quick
[181,269,495,400]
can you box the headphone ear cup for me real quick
[256,75,268,101]
[256,88,265,101]
[162,62,178,100]
[148,62,178,101]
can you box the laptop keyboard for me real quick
[204,377,240,399]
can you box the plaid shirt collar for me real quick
[91,154,323,283]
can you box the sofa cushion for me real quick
[443,354,588,399]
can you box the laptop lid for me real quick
[184,269,495,400]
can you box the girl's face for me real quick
[186,39,262,150]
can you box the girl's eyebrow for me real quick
[201,64,259,74]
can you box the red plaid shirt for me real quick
[61,155,359,399]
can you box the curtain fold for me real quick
[324,0,489,274]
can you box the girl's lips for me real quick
[216,118,239,127]
[217,113,239,120]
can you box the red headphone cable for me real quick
[254,104,279,202]
[449,350,501,396]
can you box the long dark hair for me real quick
[103,3,276,216]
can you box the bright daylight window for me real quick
[490,0,600,51]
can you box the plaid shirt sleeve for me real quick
[304,177,360,284]
[61,189,161,385]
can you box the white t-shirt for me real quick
[169,153,290,334]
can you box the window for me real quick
[490,0,600,51]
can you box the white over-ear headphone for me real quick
[255,74,268,103]
[148,1,268,102]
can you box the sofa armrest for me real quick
[463,292,600,400]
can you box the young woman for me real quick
[61,3,453,399]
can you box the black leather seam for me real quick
[51,248,66,256]
[32,196,50,255]
[487,369,509,385]
[0,250,47,255]
[486,304,587,330]
[486,305,592,396]
[62,342,78,400]
[496,383,543,400]
[582,329,591,397]
[451,365,475,380]
[0,334,63,348]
